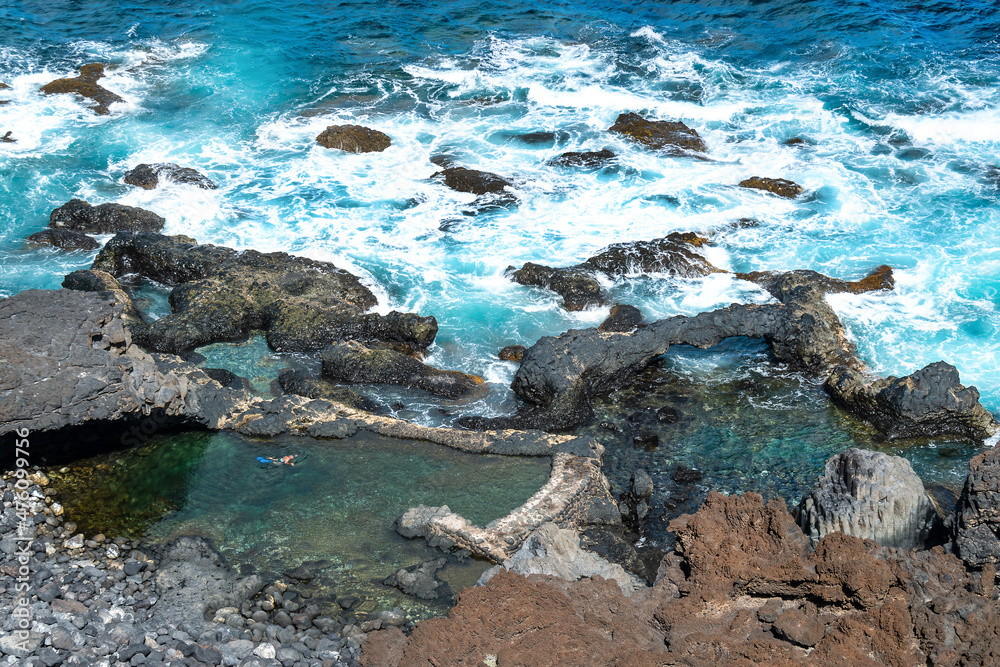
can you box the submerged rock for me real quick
[39,63,124,115]
[91,232,436,354]
[824,362,998,441]
[277,368,379,412]
[49,198,165,234]
[738,176,804,198]
[598,304,643,333]
[953,448,1000,567]
[319,340,483,398]
[608,112,707,154]
[431,166,514,196]
[508,232,723,311]
[316,124,392,152]
[383,558,448,600]
[798,448,942,550]
[548,148,616,168]
[25,228,100,250]
[123,163,218,190]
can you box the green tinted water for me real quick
[49,430,550,619]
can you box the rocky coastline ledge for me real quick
[2,229,999,665]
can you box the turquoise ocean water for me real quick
[2,0,999,541]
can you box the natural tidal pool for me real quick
[579,337,988,547]
[47,430,551,619]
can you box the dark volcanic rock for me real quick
[431,166,514,196]
[316,124,392,152]
[507,232,723,311]
[548,148,616,168]
[738,176,804,199]
[39,63,124,115]
[123,163,217,190]
[91,232,437,354]
[320,341,483,398]
[277,368,378,412]
[49,199,165,234]
[363,489,1000,667]
[383,558,448,600]
[738,265,895,296]
[1,131,14,143]
[25,228,99,250]
[824,362,998,441]
[498,345,526,362]
[608,112,707,154]
[599,304,643,333]
[953,448,1000,567]
[0,289,247,439]
[798,448,942,550]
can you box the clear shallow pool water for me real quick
[47,430,550,619]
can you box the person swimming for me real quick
[256,454,298,466]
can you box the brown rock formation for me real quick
[739,176,804,198]
[316,124,392,153]
[608,112,707,154]
[40,63,124,115]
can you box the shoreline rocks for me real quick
[953,447,1000,567]
[316,125,391,153]
[39,63,124,115]
[49,199,165,234]
[25,228,100,251]
[123,163,217,190]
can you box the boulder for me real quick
[507,232,723,311]
[477,522,644,597]
[798,448,942,550]
[738,176,803,199]
[548,148,616,168]
[123,163,217,190]
[91,233,437,354]
[39,63,124,115]
[599,304,643,333]
[277,368,378,412]
[608,112,707,154]
[49,199,165,234]
[319,341,483,398]
[1,131,14,142]
[25,228,99,250]
[430,166,514,196]
[383,558,448,600]
[498,345,526,362]
[953,448,1000,567]
[824,362,998,441]
[316,124,391,152]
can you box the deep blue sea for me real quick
[2,1,999,501]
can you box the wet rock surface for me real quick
[798,448,942,549]
[825,361,999,441]
[277,368,379,412]
[39,63,124,115]
[608,111,707,154]
[0,288,247,441]
[316,124,392,152]
[25,228,100,251]
[507,232,723,311]
[364,489,1000,666]
[498,345,525,362]
[599,304,643,333]
[548,147,616,168]
[953,447,1000,567]
[430,166,514,196]
[91,232,437,355]
[49,199,165,234]
[319,341,484,399]
[123,163,217,190]
[738,176,804,198]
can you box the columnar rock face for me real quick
[91,233,437,354]
[0,289,247,439]
[39,63,123,115]
[123,163,217,190]
[798,448,941,550]
[608,112,707,154]
[316,124,392,152]
[49,199,165,234]
[825,362,999,441]
[953,448,1000,566]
